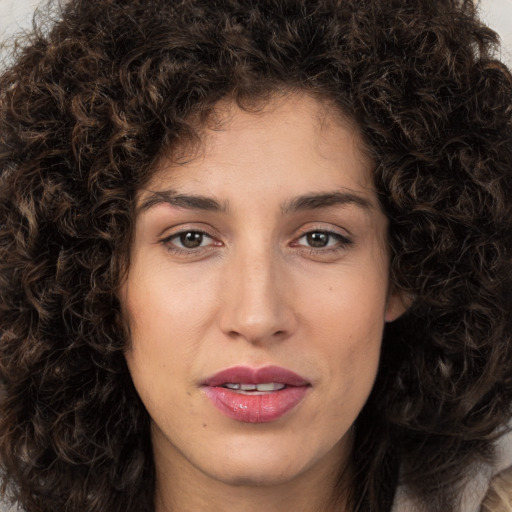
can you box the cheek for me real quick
[297,267,387,404]
[120,271,184,401]
[120,263,222,409]
[122,262,217,349]
[313,314,382,435]
[300,267,388,345]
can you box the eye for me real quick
[162,230,217,251]
[176,231,208,249]
[295,230,351,249]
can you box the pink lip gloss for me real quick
[201,365,310,423]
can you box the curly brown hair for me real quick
[0,0,511,511]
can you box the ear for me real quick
[384,291,413,323]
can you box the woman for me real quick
[0,0,511,511]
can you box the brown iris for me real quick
[179,232,204,248]
[306,232,330,248]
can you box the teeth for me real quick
[223,382,286,392]
[256,382,285,391]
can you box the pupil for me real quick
[180,232,203,248]
[307,232,328,248]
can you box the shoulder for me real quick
[392,426,512,512]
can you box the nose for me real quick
[218,246,297,345]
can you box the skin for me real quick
[120,93,406,512]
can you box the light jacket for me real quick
[392,427,512,511]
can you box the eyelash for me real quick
[292,230,353,254]
[160,228,353,256]
[160,230,218,255]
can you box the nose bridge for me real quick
[219,238,294,343]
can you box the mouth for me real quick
[201,366,311,423]
[221,382,286,394]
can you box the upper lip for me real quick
[201,365,310,387]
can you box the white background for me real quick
[0,0,511,67]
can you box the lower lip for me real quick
[202,386,309,423]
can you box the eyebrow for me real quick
[138,189,374,215]
[281,191,374,213]
[139,190,227,212]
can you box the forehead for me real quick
[144,93,375,199]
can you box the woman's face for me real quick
[121,94,404,495]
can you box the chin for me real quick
[209,462,308,488]
[198,437,332,489]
